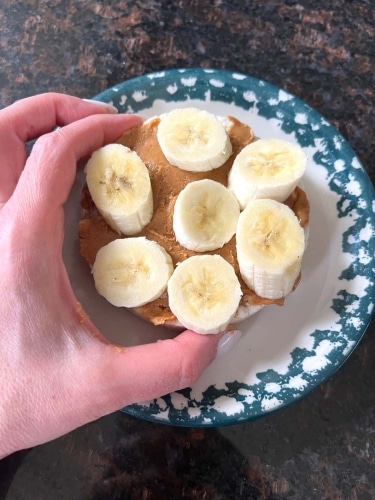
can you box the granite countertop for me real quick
[0,1,374,499]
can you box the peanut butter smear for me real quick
[79,116,310,326]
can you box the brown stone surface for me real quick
[0,1,374,499]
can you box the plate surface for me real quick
[63,68,375,426]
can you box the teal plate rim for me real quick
[90,68,375,427]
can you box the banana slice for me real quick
[92,237,173,308]
[236,199,306,300]
[168,255,243,335]
[228,138,306,209]
[156,107,232,172]
[173,179,240,252]
[86,143,153,235]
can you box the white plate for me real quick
[63,69,375,426]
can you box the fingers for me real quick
[80,328,241,420]
[0,92,118,143]
[8,113,142,231]
[0,93,120,206]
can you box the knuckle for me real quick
[32,128,68,160]
[176,354,202,389]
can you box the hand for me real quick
[0,93,240,458]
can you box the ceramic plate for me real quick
[63,68,375,426]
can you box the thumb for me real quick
[81,327,242,419]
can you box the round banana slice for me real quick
[228,138,306,208]
[168,255,243,335]
[236,198,306,300]
[156,107,232,172]
[92,237,173,308]
[173,179,240,252]
[86,143,153,235]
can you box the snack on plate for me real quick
[79,107,310,334]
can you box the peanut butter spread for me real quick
[79,116,310,326]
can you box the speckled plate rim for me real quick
[86,68,375,427]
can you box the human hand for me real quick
[0,93,241,458]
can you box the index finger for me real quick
[0,93,119,206]
[0,93,118,143]
[8,113,143,228]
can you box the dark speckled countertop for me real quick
[0,1,374,499]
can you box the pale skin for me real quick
[0,93,235,458]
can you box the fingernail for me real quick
[216,329,242,359]
[83,99,118,114]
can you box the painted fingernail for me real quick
[216,329,242,359]
[83,99,118,114]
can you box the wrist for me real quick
[0,421,18,459]
[0,436,17,460]
[0,388,23,459]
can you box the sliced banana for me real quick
[173,179,240,252]
[228,138,306,209]
[92,237,173,308]
[86,143,153,235]
[236,198,305,300]
[156,107,232,172]
[168,255,243,335]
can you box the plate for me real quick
[63,68,375,426]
